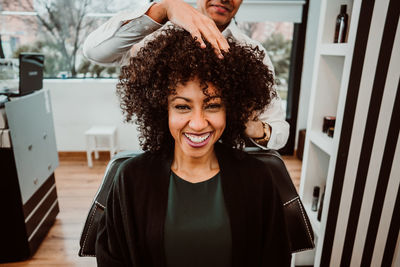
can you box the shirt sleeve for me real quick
[249,96,290,150]
[83,2,163,66]
[248,42,290,150]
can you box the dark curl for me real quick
[117,26,275,153]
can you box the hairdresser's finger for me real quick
[198,25,224,58]
[207,22,229,52]
[189,28,206,48]
[217,38,230,54]
[201,31,223,58]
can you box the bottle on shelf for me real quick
[312,186,320,211]
[323,116,336,133]
[327,127,335,138]
[334,5,349,43]
[317,186,326,221]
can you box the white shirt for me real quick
[83,3,289,149]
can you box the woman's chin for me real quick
[176,139,216,159]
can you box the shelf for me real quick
[319,43,349,56]
[309,130,334,156]
[304,202,321,236]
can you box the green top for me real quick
[164,172,232,267]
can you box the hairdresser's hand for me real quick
[245,111,268,139]
[147,0,229,59]
[245,119,265,139]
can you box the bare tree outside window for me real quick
[0,0,138,78]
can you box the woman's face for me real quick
[168,79,226,159]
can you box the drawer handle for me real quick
[48,164,52,171]
[43,133,47,140]
[33,178,38,185]
[28,145,33,151]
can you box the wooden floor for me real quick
[1,152,302,266]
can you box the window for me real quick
[237,21,294,111]
[0,0,140,78]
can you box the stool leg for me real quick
[86,135,93,168]
[94,136,99,159]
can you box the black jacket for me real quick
[96,143,291,266]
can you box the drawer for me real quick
[5,90,59,204]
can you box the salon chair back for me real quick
[79,149,314,257]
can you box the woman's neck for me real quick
[171,148,220,183]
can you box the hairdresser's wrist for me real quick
[146,1,168,24]
[245,119,265,139]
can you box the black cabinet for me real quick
[0,90,59,263]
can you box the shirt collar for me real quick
[222,19,244,42]
[222,19,243,40]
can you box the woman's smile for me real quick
[183,132,213,147]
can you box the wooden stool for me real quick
[85,126,118,168]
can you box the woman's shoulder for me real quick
[216,144,272,183]
[114,151,169,185]
[216,143,269,169]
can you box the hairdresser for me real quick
[83,0,289,150]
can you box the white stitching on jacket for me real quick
[296,198,315,248]
[283,196,299,206]
[81,204,98,257]
[95,201,105,209]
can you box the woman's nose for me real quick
[189,110,208,131]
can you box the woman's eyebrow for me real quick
[205,96,222,102]
[170,96,192,102]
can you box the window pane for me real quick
[237,21,294,112]
[0,0,140,78]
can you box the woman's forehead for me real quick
[172,78,221,97]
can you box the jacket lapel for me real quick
[215,144,247,266]
[145,152,173,267]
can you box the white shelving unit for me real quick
[319,43,349,56]
[293,0,362,266]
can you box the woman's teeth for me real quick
[184,133,210,143]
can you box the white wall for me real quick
[44,79,141,152]
[295,0,322,148]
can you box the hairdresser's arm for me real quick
[245,44,289,150]
[250,97,289,150]
[83,0,229,65]
[83,3,162,65]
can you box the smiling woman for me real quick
[96,26,292,266]
[117,26,275,153]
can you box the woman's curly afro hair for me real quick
[117,26,275,153]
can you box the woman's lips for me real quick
[183,132,213,148]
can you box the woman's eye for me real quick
[206,103,222,110]
[175,105,190,110]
